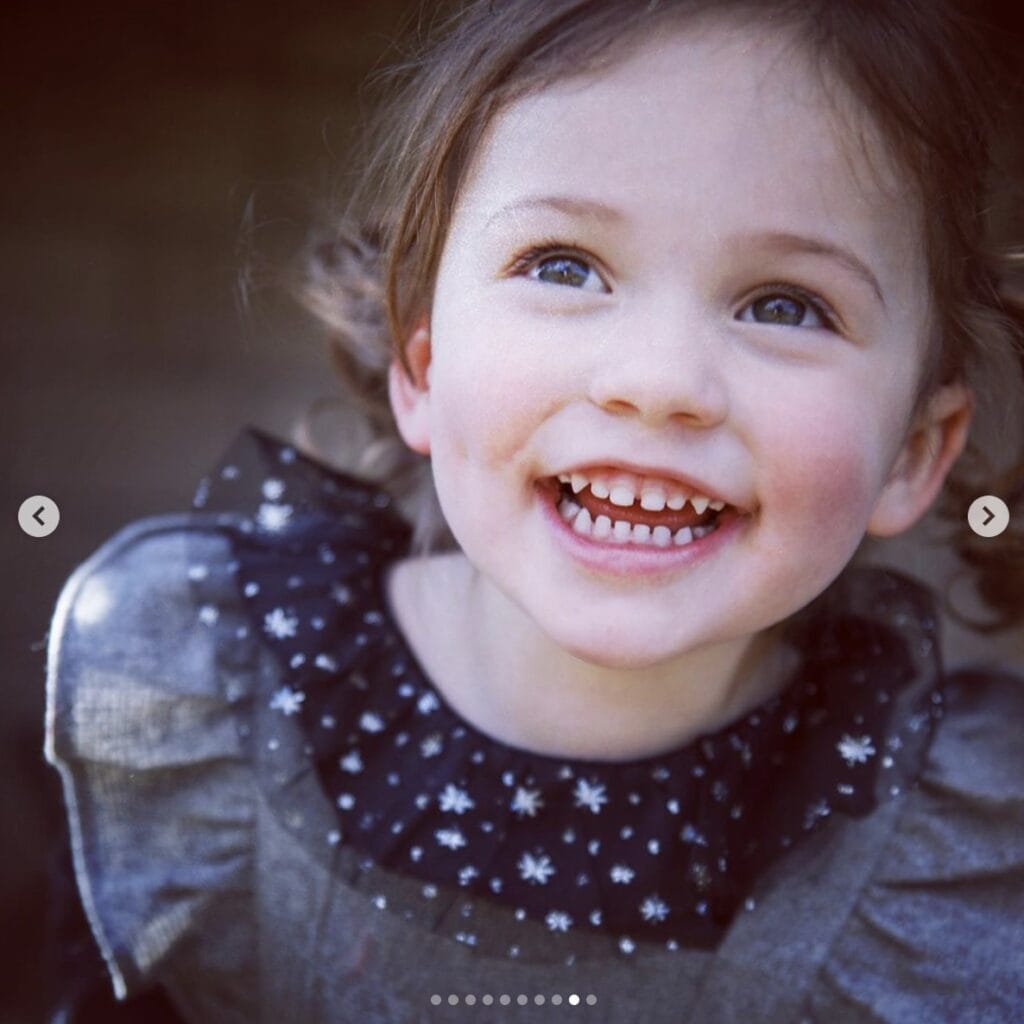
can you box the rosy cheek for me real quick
[764,419,880,535]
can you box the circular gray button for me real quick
[967,495,1009,538]
[18,495,60,537]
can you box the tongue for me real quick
[573,488,708,530]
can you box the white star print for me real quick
[261,478,285,500]
[417,691,440,715]
[438,784,475,814]
[420,733,443,758]
[518,851,556,885]
[434,827,466,851]
[803,798,831,829]
[263,607,298,639]
[197,604,218,625]
[680,823,709,847]
[256,502,293,532]
[511,786,545,818]
[269,686,305,716]
[837,733,877,766]
[610,864,634,884]
[546,911,572,932]
[640,896,670,922]
[574,777,609,814]
[360,711,385,733]
[339,750,363,774]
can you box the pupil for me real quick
[538,257,587,287]
[754,295,803,325]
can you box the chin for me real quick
[546,620,702,671]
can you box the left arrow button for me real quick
[19,496,60,537]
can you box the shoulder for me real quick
[809,664,1024,1022]
[46,512,244,748]
[49,510,234,642]
[44,513,260,1014]
[926,665,1024,801]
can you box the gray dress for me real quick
[44,431,1024,1023]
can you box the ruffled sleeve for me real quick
[807,667,1024,1021]
[43,512,260,1021]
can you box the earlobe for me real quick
[387,315,433,457]
[867,382,974,537]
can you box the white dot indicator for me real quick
[569,993,580,1005]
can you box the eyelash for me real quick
[507,240,840,333]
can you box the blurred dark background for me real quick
[2,3,422,1019]
[2,2,1023,1021]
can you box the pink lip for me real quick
[535,481,746,579]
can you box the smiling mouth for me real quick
[540,477,730,547]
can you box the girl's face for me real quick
[392,19,968,669]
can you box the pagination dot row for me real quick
[429,993,598,1007]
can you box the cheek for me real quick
[430,308,557,464]
[759,393,890,534]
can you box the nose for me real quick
[586,299,729,428]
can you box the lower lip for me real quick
[535,482,746,579]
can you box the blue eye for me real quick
[739,289,835,331]
[511,243,608,293]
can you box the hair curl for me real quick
[295,0,1024,629]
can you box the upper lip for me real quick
[546,459,747,511]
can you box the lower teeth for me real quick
[556,497,717,547]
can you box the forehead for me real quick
[453,17,925,305]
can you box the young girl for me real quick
[45,1,1024,1021]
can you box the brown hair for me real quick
[296,0,1024,629]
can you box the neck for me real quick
[387,551,799,763]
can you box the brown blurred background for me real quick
[3,3,425,1019]
[2,2,1023,1021]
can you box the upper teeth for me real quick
[558,471,726,513]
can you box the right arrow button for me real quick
[968,495,1010,538]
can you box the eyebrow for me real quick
[485,194,625,230]
[747,230,887,308]
[485,195,886,308]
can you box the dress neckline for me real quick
[371,547,805,769]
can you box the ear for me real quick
[387,313,433,456]
[867,381,974,537]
